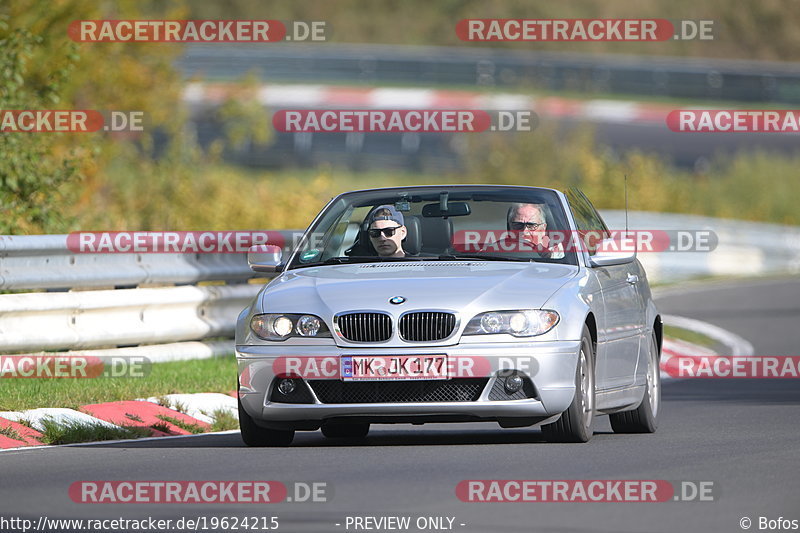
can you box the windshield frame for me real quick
[285,185,578,270]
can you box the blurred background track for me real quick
[178,44,800,172]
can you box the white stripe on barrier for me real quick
[369,88,434,108]
[0,285,259,352]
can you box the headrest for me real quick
[403,215,422,256]
[420,217,453,254]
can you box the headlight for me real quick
[250,314,331,341]
[464,310,559,337]
[273,316,294,337]
[296,315,322,337]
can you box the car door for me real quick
[566,188,643,390]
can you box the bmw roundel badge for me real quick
[389,296,406,305]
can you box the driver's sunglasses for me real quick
[368,226,402,238]
[510,221,545,231]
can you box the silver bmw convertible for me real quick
[236,185,662,446]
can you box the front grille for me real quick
[399,312,456,341]
[308,378,488,403]
[337,312,392,342]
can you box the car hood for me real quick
[258,261,578,315]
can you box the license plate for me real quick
[341,355,448,381]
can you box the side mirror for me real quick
[589,238,636,267]
[248,244,283,272]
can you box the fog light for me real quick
[277,378,296,395]
[504,373,524,394]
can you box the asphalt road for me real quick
[1,277,798,533]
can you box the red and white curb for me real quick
[660,337,718,380]
[660,314,755,380]
[140,392,237,424]
[0,408,120,432]
[663,314,754,356]
[0,392,234,450]
[183,82,674,126]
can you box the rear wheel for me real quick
[610,333,660,433]
[238,396,295,447]
[542,325,595,443]
[321,422,370,440]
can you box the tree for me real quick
[0,1,185,233]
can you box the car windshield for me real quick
[286,186,577,269]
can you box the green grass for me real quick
[664,325,718,349]
[151,421,172,434]
[0,355,237,412]
[0,424,26,442]
[38,418,152,445]
[155,414,206,434]
[210,408,240,432]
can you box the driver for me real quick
[367,205,407,257]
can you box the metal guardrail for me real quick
[603,211,800,282]
[1,213,798,358]
[0,233,292,357]
[0,232,297,291]
[0,284,259,352]
[178,43,800,103]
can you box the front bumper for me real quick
[236,340,580,429]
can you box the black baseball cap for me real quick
[368,204,404,226]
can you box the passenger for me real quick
[506,203,565,259]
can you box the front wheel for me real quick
[238,396,295,447]
[542,325,595,443]
[609,332,660,433]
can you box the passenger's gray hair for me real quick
[506,203,548,225]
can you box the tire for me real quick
[321,422,370,440]
[609,333,660,434]
[238,396,295,447]
[542,325,595,443]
